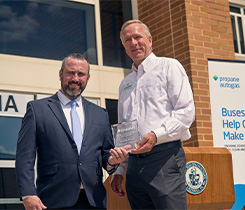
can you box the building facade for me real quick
[0,0,244,209]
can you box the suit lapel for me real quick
[47,94,74,142]
[82,97,93,146]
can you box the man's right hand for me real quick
[110,174,125,197]
[23,195,47,210]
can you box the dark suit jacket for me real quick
[15,93,115,208]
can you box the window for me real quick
[0,168,24,209]
[100,0,132,68]
[0,117,22,160]
[105,99,118,125]
[0,0,134,68]
[0,0,97,64]
[0,92,33,209]
[230,5,245,56]
[0,92,34,160]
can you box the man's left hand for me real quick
[130,131,157,154]
[108,145,131,165]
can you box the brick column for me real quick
[137,0,235,147]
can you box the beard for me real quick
[61,80,84,99]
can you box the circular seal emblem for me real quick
[185,161,208,195]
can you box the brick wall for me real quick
[137,0,235,147]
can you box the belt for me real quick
[129,140,181,157]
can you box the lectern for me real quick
[104,147,235,210]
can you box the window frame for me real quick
[230,3,245,59]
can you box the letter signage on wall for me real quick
[208,59,245,209]
[0,92,34,117]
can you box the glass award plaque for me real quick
[111,120,141,150]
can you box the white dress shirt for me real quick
[115,53,195,175]
[57,90,85,135]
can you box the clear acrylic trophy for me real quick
[111,120,141,150]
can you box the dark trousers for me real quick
[126,141,187,210]
[48,190,106,210]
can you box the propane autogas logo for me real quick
[213,75,240,89]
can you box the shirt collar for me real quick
[57,90,82,107]
[132,53,156,73]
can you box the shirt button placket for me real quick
[134,80,140,118]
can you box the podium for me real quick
[104,147,235,210]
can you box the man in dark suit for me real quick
[15,53,129,210]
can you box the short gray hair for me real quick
[120,20,152,44]
[61,53,90,74]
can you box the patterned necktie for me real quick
[70,101,83,155]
